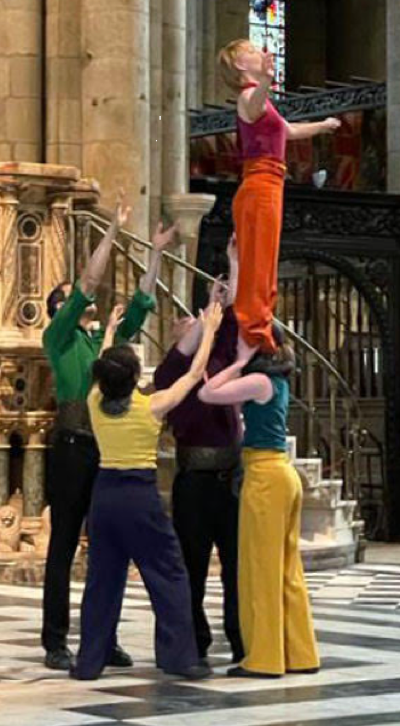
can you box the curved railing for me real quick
[70,208,362,503]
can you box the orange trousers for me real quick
[233,157,285,353]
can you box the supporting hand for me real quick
[200,302,223,336]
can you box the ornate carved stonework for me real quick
[0,163,99,527]
[0,506,21,553]
[0,191,19,328]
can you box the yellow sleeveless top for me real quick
[88,386,161,470]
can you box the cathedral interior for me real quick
[1,1,400,725]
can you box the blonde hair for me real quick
[217,39,253,93]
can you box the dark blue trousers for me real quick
[76,468,199,678]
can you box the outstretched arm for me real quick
[139,222,177,296]
[226,233,238,305]
[286,117,341,141]
[237,53,274,123]
[101,304,125,354]
[198,335,272,405]
[116,222,177,343]
[80,190,131,297]
[150,303,223,420]
[199,368,273,406]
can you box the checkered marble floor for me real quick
[2,564,400,726]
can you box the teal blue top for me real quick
[242,376,289,451]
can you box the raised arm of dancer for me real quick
[198,336,273,405]
[116,222,176,342]
[139,222,178,296]
[286,117,341,141]
[101,304,125,354]
[176,276,227,356]
[199,368,273,406]
[237,53,274,123]
[150,303,223,419]
[226,233,239,305]
[80,190,131,297]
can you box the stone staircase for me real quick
[287,436,364,570]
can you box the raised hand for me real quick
[106,303,125,333]
[152,221,178,252]
[261,50,275,83]
[321,117,341,134]
[113,188,132,229]
[200,302,223,335]
[209,275,228,308]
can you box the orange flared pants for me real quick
[233,157,286,353]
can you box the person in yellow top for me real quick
[71,302,223,682]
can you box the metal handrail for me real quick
[74,208,360,415]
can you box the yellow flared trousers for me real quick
[239,450,320,675]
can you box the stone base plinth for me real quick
[0,553,142,585]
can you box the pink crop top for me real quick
[237,93,287,162]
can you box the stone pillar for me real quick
[163,193,215,306]
[46,0,83,168]
[0,189,19,341]
[162,0,188,196]
[150,0,164,230]
[387,0,400,192]
[23,427,46,516]
[0,0,42,163]
[187,0,204,110]
[81,0,151,238]
[215,0,249,104]
[203,0,217,106]
[0,431,10,506]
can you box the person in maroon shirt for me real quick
[154,237,244,665]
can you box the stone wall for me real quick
[0,0,43,162]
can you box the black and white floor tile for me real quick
[2,563,400,726]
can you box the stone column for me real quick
[81,0,151,238]
[162,0,188,306]
[150,0,163,230]
[162,0,187,196]
[387,0,400,192]
[215,0,249,104]
[0,0,42,162]
[46,0,83,168]
[163,193,215,307]
[23,426,46,517]
[187,0,204,110]
[203,0,217,106]
[0,431,10,506]
[0,188,19,341]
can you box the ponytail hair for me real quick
[92,345,141,403]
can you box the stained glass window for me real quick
[249,1,286,93]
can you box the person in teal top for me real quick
[199,325,320,679]
[42,189,177,672]
[242,375,289,452]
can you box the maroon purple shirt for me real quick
[154,307,240,447]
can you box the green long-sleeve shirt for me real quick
[43,283,155,403]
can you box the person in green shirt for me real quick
[42,190,177,671]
